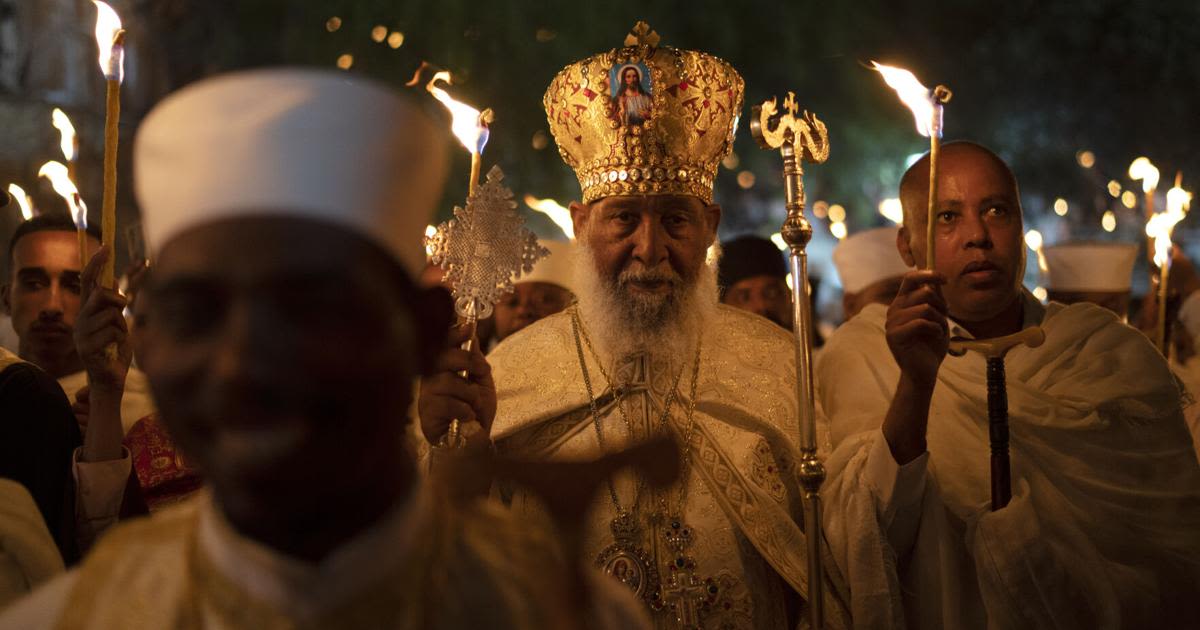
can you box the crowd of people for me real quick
[0,21,1198,630]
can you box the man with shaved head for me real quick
[816,141,1200,628]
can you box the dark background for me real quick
[2,0,1198,292]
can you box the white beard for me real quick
[572,239,719,369]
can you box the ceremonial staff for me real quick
[750,92,829,629]
[420,70,547,447]
[948,329,1044,509]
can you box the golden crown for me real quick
[543,22,744,204]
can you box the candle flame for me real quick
[426,71,491,154]
[7,184,34,221]
[870,61,940,138]
[92,1,125,82]
[878,198,904,225]
[424,224,437,258]
[1128,157,1160,193]
[51,108,78,162]
[770,233,787,251]
[37,161,88,230]
[524,195,574,240]
[1146,183,1189,268]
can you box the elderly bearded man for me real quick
[420,23,850,629]
[816,141,1200,629]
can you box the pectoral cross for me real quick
[662,572,706,629]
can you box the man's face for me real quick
[899,148,1024,322]
[493,281,572,341]
[843,275,905,320]
[722,275,791,329]
[139,217,443,528]
[1046,290,1130,318]
[2,230,95,369]
[571,194,719,330]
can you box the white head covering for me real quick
[1043,242,1138,292]
[135,68,447,277]
[520,240,575,293]
[832,226,911,293]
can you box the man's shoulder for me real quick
[86,495,201,557]
[712,304,793,350]
[821,304,888,357]
[1043,301,1164,364]
[487,310,574,368]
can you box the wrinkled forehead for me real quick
[591,194,707,214]
[944,150,1018,194]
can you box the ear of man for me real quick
[569,201,590,241]
[704,203,722,241]
[896,225,917,268]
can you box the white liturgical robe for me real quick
[488,305,852,629]
[0,484,650,629]
[817,297,1200,629]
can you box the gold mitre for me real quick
[543,21,744,204]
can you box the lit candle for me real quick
[7,184,35,221]
[524,194,574,240]
[1129,157,1160,264]
[421,69,495,447]
[51,108,79,181]
[1145,172,1191,356]
[424,71,492,196]
[51,108,85,265]
[38,162,89,246]
[93,1,124,290]
[870,62,952,270]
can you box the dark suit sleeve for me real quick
[0,362,83,565]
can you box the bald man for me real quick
[816,141,1200,628]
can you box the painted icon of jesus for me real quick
[610,63,652,126]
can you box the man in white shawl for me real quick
[817,141,1200,628]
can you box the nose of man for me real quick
[961,212,993,250]
[40,284,66,319]
[630,218,668,267]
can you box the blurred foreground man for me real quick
[1,69,644,630]
[421,23,850,628]
[817,141,1200,628]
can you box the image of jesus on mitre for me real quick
[609,62,652,126]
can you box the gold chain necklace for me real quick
[572,306,711,617]
[570,306,700,517]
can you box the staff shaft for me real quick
[780,142,825,628]
[986,356,1011,510]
